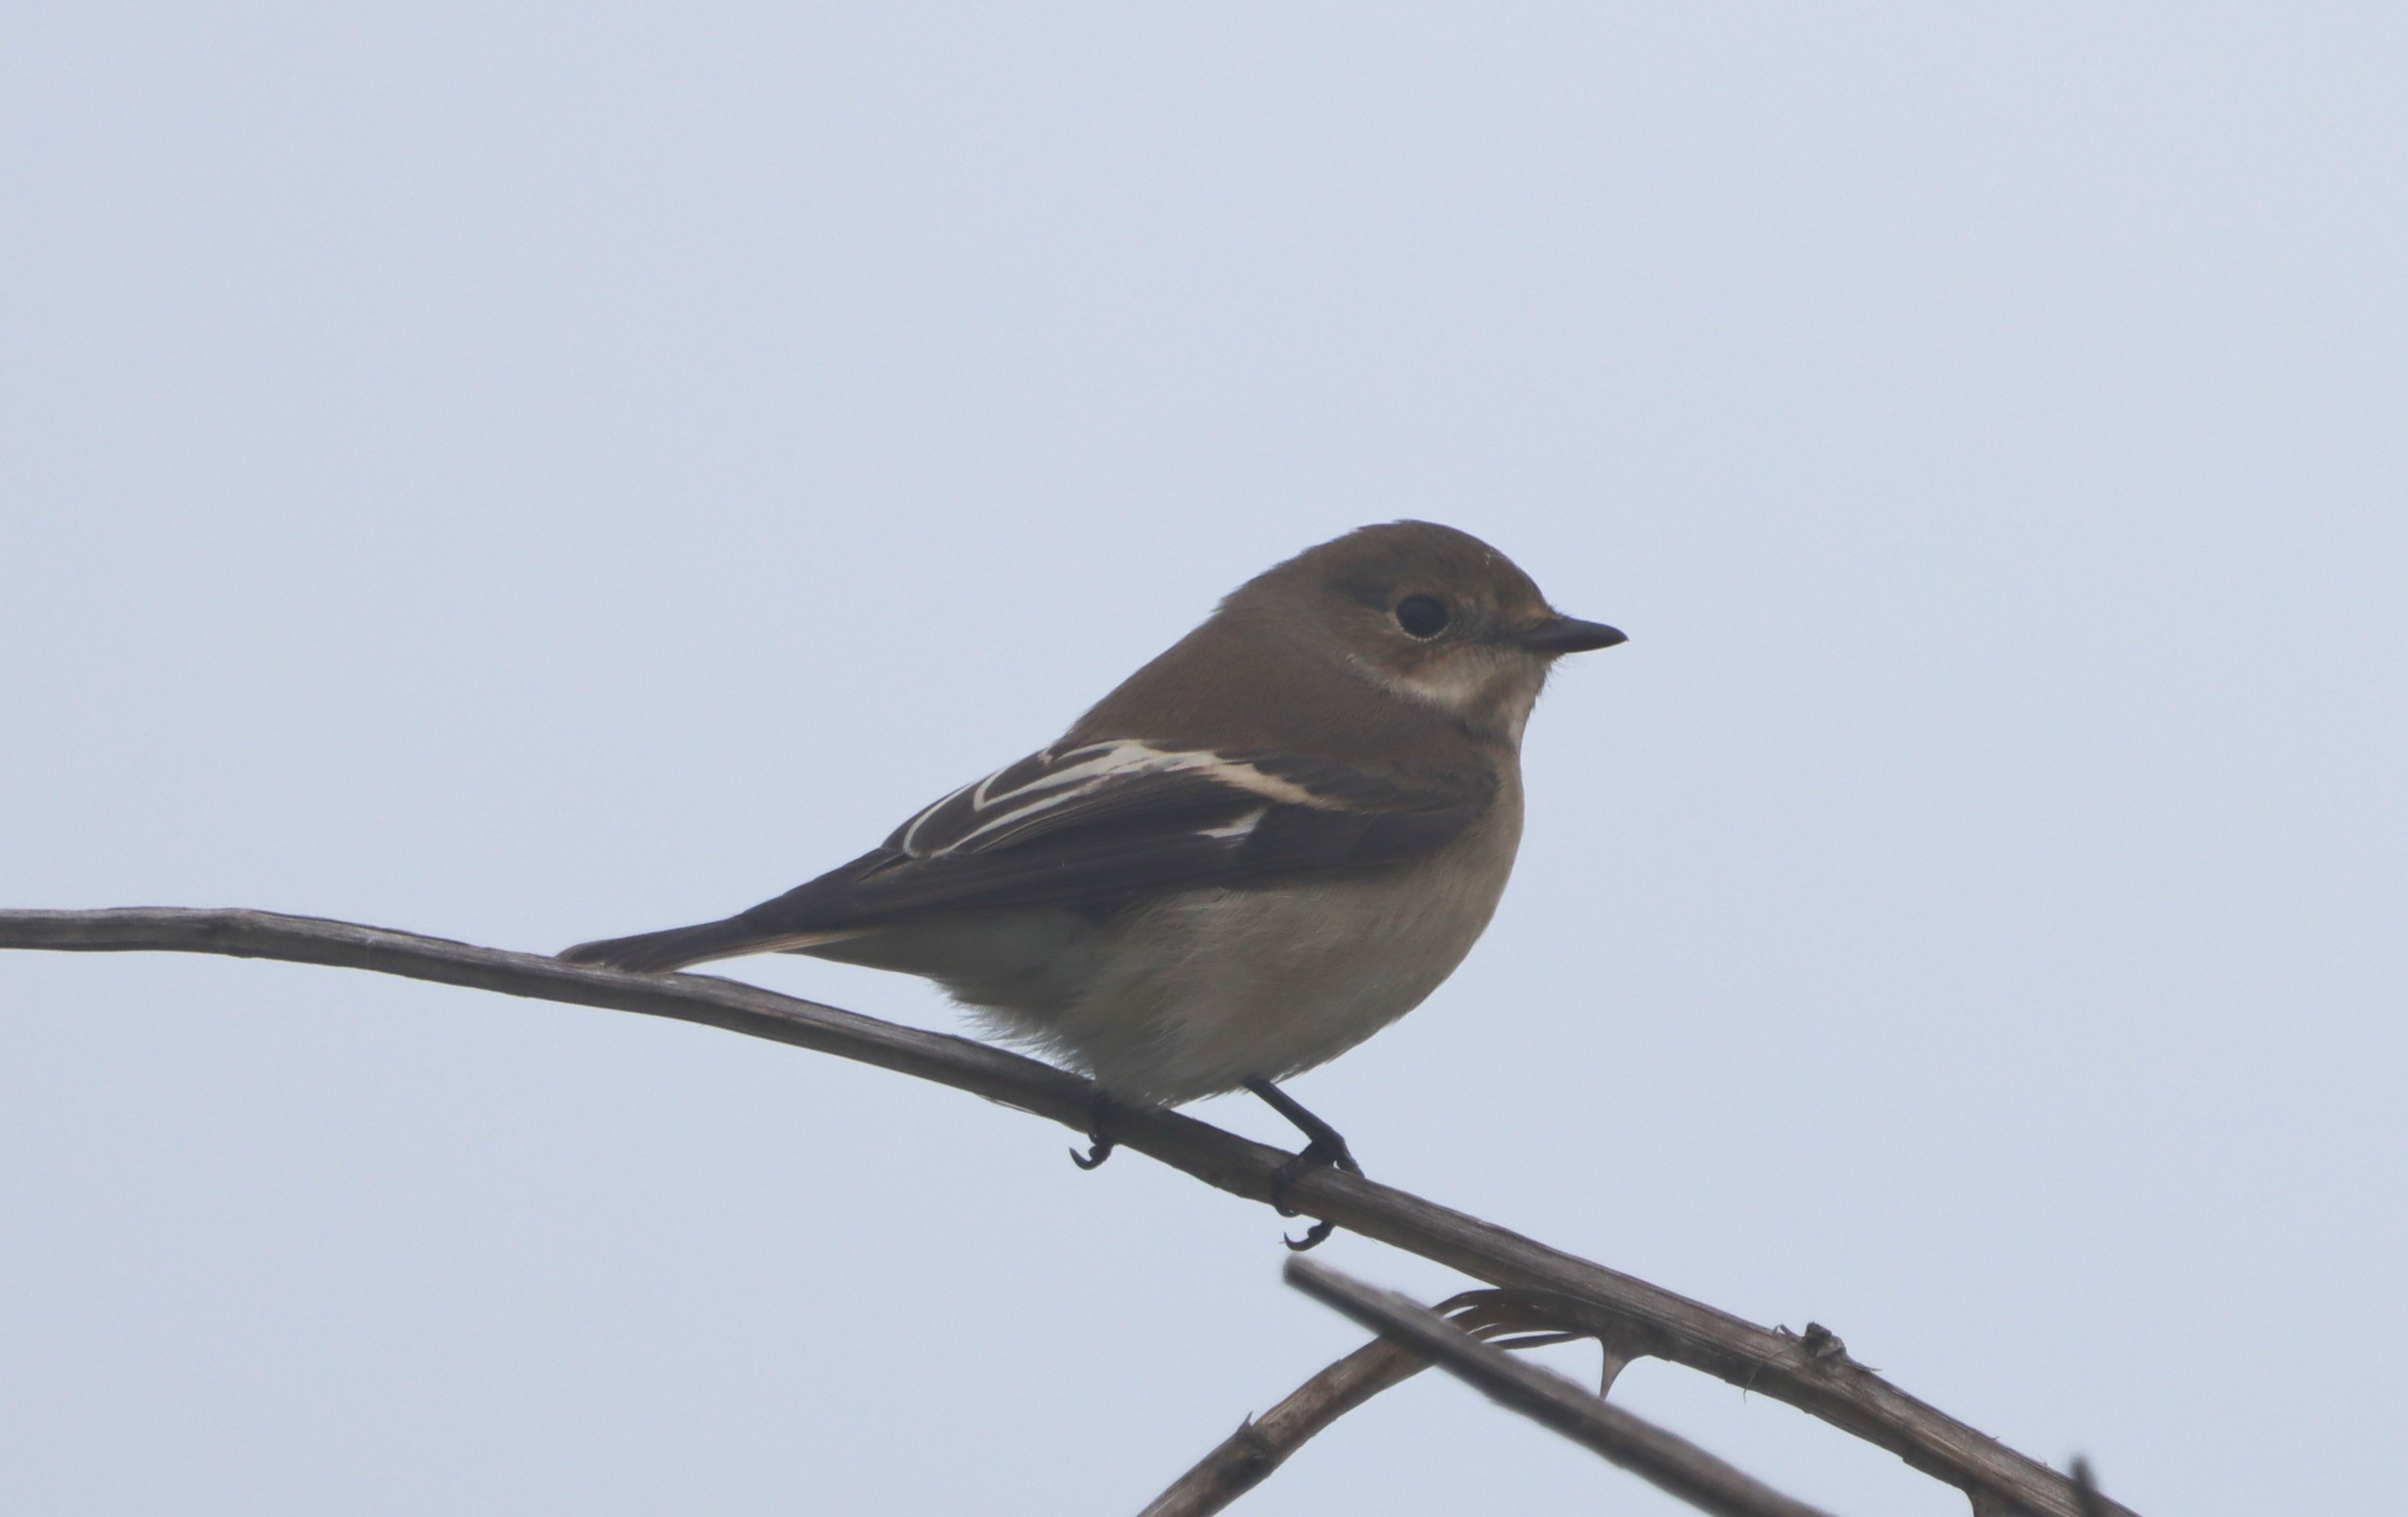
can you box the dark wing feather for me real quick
[563,740,1492,971]
[735,740,1489,932]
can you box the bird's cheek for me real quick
[1383,654,1489,714]
[1378,648,1541,729]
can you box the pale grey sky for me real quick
[4,7,2404,1513]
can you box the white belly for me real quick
[974,787,1524,1103]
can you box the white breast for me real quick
[978,769,1527,1103]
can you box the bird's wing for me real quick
[734,739,1491,932]
[558,740,1493,971]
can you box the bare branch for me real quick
[1286,1258,1839,1517]
[1138,1337,1425,1517]
[1140,1290,1608,1517]
[1,908,2134,1517]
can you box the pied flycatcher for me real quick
[564,522,1623,1230]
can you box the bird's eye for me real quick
[1394,595,1450,638]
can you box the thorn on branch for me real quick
[1145,1287,1650,1516]
[1285,1259,1841,1517]
[2071,1456,2109,1517]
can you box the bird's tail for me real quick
[559,916,800,973]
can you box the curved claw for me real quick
[1069,1090,1119,1170]
[1239,1081,1361,1250]
[1267,1144,1348,1246]
[1283,1217,1339,1252]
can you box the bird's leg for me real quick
[1242,1078,1364,1251]
[1242,1077,1362,1175]
[1069,1088,1118,1170]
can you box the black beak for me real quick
[1511,615,1628,654]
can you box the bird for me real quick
[562,521,1623,1243]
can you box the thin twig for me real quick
[1286,1258,1840,1517]
[1138,1336,1427,1516]
[1140,1290,1606,1516]
[0,908,2134,1517]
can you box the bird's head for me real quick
[1231,520,1626,743]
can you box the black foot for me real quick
[1243,1078,1364,1251]
[1068,1091,1118,1170]
[1282,1219,1338,1252]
